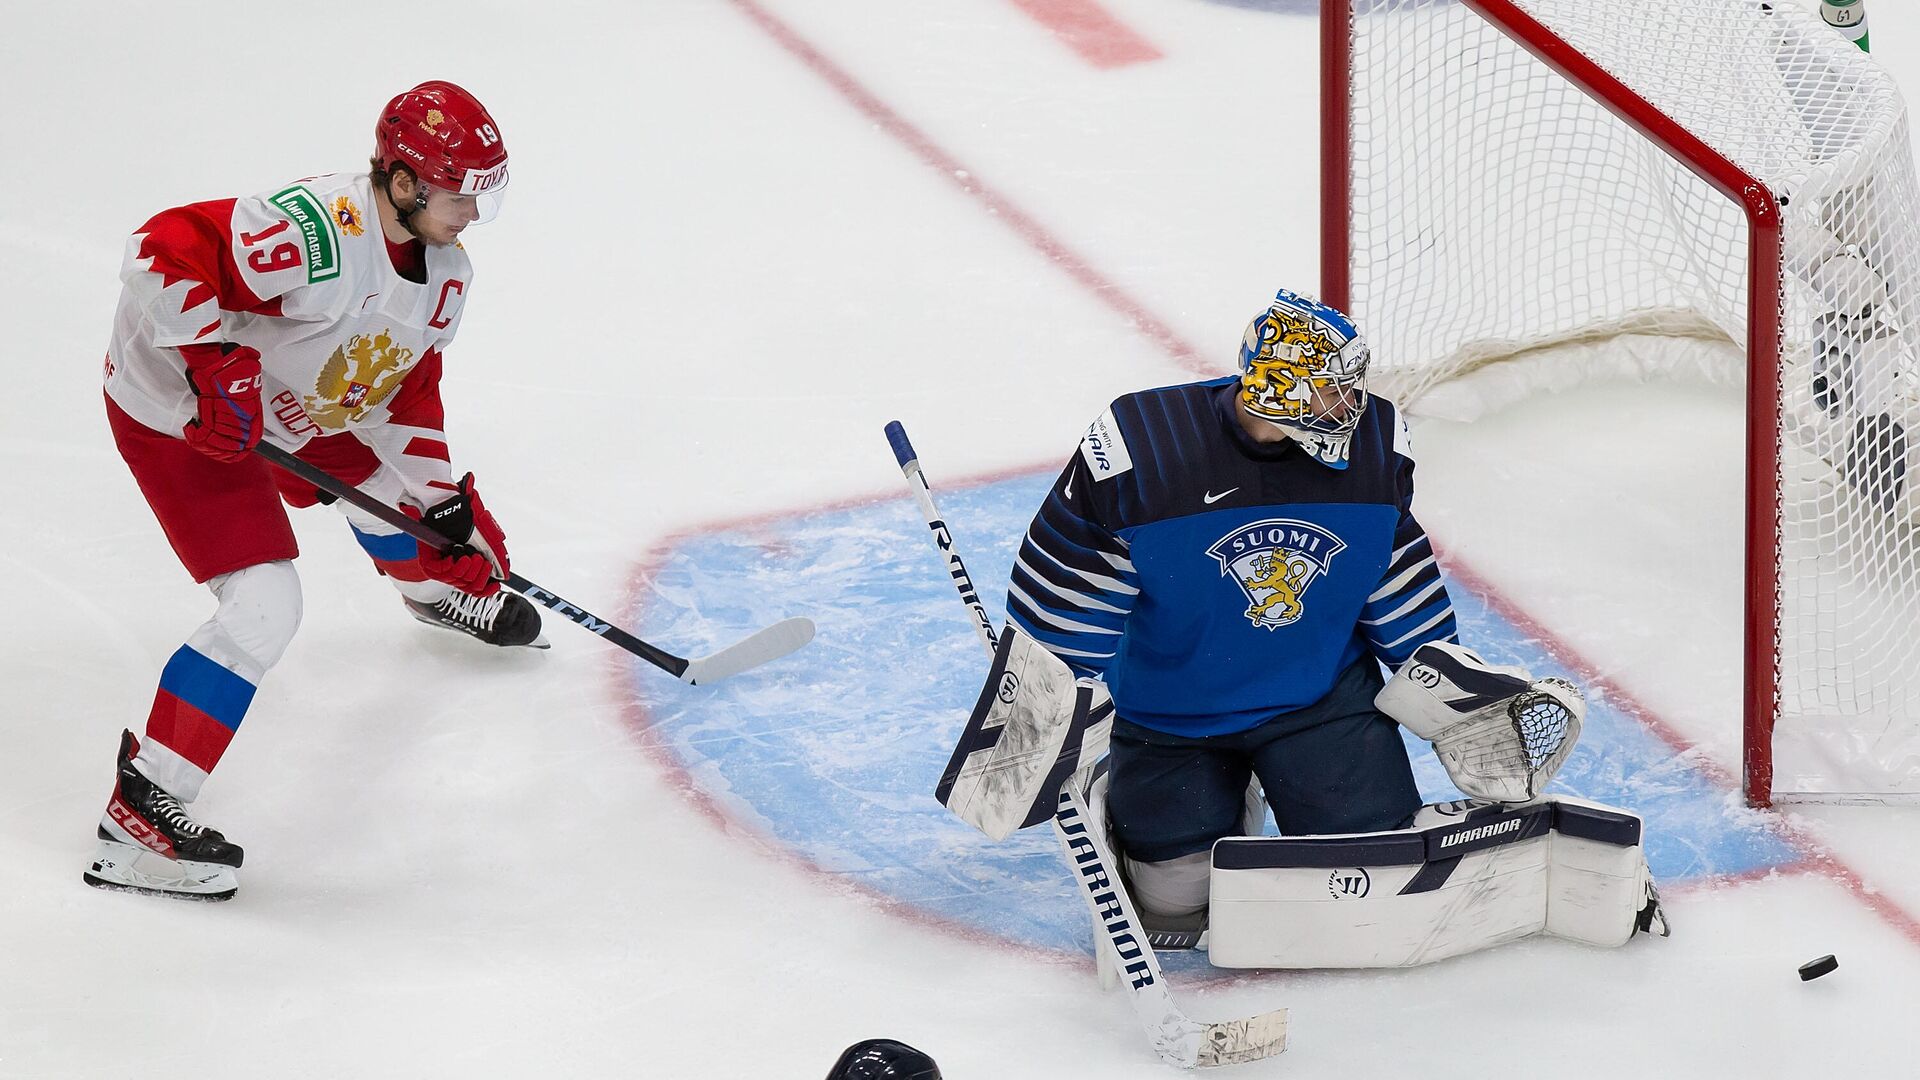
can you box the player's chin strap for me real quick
[379,172,432,238]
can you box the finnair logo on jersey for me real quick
[1207,519,1346,630]
[1078,408,1134,480]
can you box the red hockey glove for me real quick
[180,343,265,462]
[410,473,511,597]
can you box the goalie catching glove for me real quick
[1376,641,1584,803]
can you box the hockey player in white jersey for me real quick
[88,81,536,901]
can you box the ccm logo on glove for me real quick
[408,473,512,597]
[179,342,265,462]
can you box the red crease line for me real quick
[649,0,1920,958]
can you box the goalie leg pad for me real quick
[1206,796,1660,969]
[1546,798,1668,946]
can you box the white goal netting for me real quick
[1340,0,1920,800]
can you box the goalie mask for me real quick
[1238,289,1371,468]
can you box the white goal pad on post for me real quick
[1326,0,1920,803]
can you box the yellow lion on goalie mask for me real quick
[1240,308,1342,423]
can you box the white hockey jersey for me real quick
[104,171,469,505]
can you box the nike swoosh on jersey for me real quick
[1203,487,1239,504]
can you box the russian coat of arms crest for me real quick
[304,330,415,429]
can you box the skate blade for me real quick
[85,841,237,902]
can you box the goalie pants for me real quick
[1106,657,1420,862]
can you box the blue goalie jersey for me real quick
[1006,377,1459,737]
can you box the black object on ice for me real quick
[1798,954,1839,981]
[825,1039,942,1079]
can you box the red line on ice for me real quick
[1006,0,1165,69]
[1441,558,1920,948]
[726,0,1204,369]
[612,0,1920,958]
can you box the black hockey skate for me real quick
[405,589,549,649]
[85,730,242,902]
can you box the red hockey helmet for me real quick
[374,81,509,219]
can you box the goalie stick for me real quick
[883,420,1288,1069]
[254,442,814,685]
[884,421,998,653]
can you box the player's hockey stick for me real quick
[253,443,814,685]
[883,421,1288,1069]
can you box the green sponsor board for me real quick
[270,185,342,283]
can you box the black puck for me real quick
[1798,954,1839,981]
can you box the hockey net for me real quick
[1326,0,1920,804]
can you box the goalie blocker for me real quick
[935,625,1112,841]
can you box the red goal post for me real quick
[1322,0,1920,806]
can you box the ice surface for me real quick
[3,1,1917,1076]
